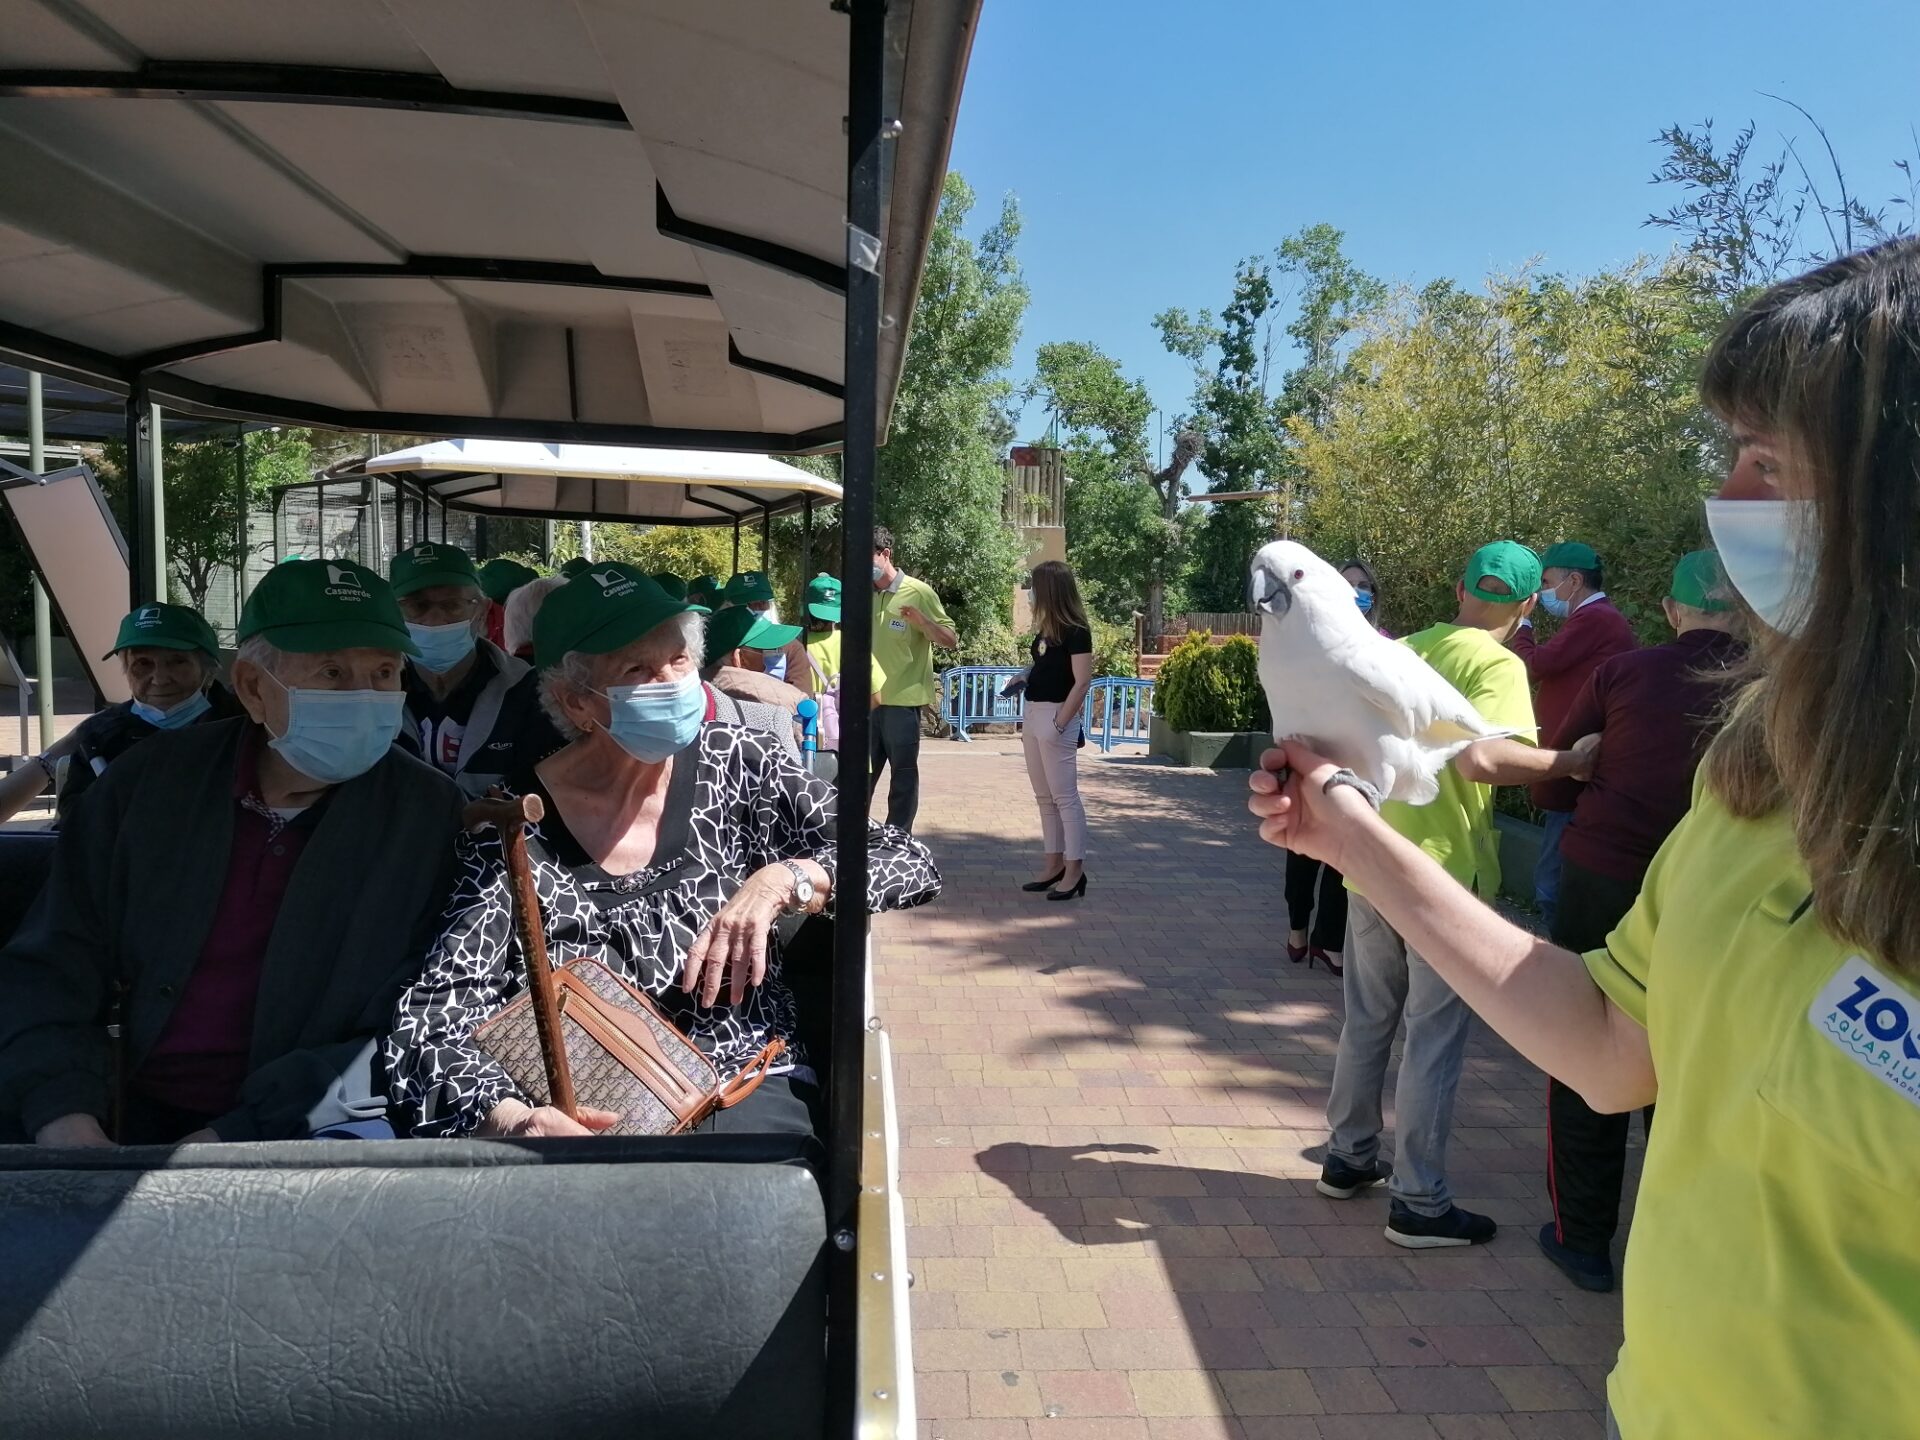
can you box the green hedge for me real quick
[947,617,1137,679]
[1152,631,1271,733]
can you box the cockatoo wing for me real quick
[1333,635,1518,746]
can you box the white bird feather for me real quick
[1250,540,1519,805]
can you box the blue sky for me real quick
[946,0,1920,447]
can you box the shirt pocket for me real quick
[1756,952,1920,1197]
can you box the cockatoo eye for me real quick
[1293,569,1304,581]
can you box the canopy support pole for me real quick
[799,494,813,589]
[759,503,771,569]
[27,371,54,747]
[127,382,164,606]
[234,424,251,612]
[826,0,885,1430]
[731,518,741,573]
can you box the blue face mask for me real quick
[1537,587,1571,620]
[132,689,211,731]
[265,676,405,784]
[407,620,478,674]
[1354,590,1374,614]
[598,670,705,764]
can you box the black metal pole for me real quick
[760,501,772,571]
[234,424,248,619]
[800,494,813,590]
[127,379,155,607]
[731,518,741,573]
[827,0,885,1430]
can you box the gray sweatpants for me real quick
[1324,893,1474,1217]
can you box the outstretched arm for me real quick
[1249,741,1653,1112]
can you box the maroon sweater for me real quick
[1548,629,1746,886]
[1510,596,1637,811]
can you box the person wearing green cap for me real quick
[0,558,464,1148]
[560,556,591,579]
[1511,539,1637,929]
[699,603,807,760]
[1290,540,1596,1252]
[1530,549,1746,1292]
[382,561,942,1141]
[795,573,886,755]
[722,570,794,682]
[41,603,243,826]
[477,557,540,651]
[650,572,689,602]
[388,542,563,799]
[687,574,723,610]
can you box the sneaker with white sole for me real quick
[1315,1156,1392,1200]
[1385,1200,1497,1249]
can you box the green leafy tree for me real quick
[590,524,760,586]
[874,173,1029,645]
[1030,340,1200,629]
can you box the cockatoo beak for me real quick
[1251,565,1292,619]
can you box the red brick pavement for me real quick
[872,737,1635,1440]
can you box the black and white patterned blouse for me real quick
[383,723,940,1136]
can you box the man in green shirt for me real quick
[1320,541,1594,1250]
[869,525,957,831]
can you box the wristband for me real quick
[1322,767,1384,811]
[35,753,58,785]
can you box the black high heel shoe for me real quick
[1047,874,1089,902]
[1022,871,1065,893]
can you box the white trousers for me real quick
[1022,701,1087,861]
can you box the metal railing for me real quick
[938,667,1154,753]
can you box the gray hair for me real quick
[538,609,706,741]
[503,575,565,658]
[233,635,290,678]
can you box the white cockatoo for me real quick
[1250,540,1518,805]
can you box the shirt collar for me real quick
[883,569,905,595]
[1574,590,1608,612]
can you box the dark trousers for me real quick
[1284,850,1348,951]
[1546,856,1655,1256]
[869,704,923,832]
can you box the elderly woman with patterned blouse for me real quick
[383,565,940,1139]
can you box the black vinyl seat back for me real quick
[0,1136,827,1440]
[0,828,56,948]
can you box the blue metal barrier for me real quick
[1082,676,1154,752]
[939,666,1026,741]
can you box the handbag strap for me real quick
[715,1038,788,1109]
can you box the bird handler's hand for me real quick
[1247,740,1381,873]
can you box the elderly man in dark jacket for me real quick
[0,559,463,1147]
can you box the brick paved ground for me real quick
[873,736,1637,1440]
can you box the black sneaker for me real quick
[1315,1156,1392,1199]
[1385,1200,1497,1249]
[1536,1222,1615,1292]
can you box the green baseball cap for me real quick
[478,557,539,604]
[534,562,709,668]
[1541,540,1600,573]
[725,570,776,605]
[688,574,723,608]
[239,559,419,656]
[703,605,803,668]
[1669,549,1734,613]
[1462,541,1543,603]
[389,541,479,597]
[560,557,591,578]
[651,572,689,602]
[803,572,843,624]
[103,602,220,662]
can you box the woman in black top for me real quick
[1019,561,1095,900]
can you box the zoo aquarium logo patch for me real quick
[1812,955,1920,1109]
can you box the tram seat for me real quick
[0,828,56,948]
[0,1134,827,1440]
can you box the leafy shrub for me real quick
[1154,632,1270,732]
[951,617,1023,668]
[1090,618,1137,679]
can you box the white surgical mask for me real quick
[263,674,406,784]
[1703,497,1817,636]
[132,690,212,731]
[407,619,478,673]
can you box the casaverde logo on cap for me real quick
[412,544,436,561]
[136,605,161,627]
[1812,955,1920,1110]
[592,568,639,597]
[325,563,373,602]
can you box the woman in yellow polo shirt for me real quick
[1248,236,1920,1439]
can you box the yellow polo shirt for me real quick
[1374,623,1536,895]
[871,573,952,709]
[1584,779,1920,1437]
[801,630,886,698]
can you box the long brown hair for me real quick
[1339,557,1384,633]
[1701,236,1920,975]
[1030,560,1091,644]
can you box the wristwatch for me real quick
[779,859,816,913]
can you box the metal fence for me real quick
[937,667,1155,753]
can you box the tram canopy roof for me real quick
[0,0,980,451]
[0,364,262,443]
[358,437,841,525]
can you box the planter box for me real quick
[1149,714,1268,769]
[1493,812,1546,906]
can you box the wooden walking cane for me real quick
[462,793,578,1120]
